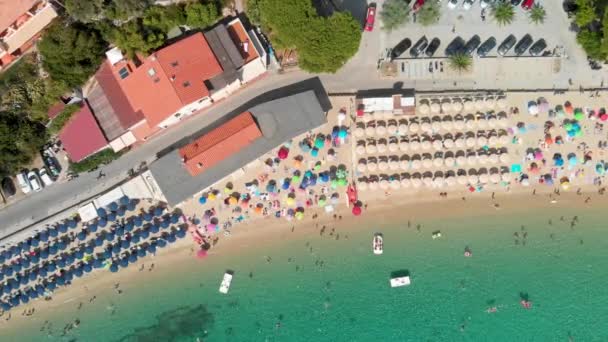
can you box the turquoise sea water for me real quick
[7,205,608,342]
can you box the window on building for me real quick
[183,81,191,87]
[171,61,179,67]
[118,67,129,79]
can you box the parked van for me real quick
[38,168,54,187]
[16,171,32,194]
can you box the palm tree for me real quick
[448,53,472,73]
[491,2,515,26]
[417,0,441,26]
[528,4,546,24]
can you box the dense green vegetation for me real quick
[48,104,80,135]
[69,148,123,173]
[253,0,361,73]
[491,2,516,26]
[380,0,410,31]
[0,111,48,176]
[571,0,608,61]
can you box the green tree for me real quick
[106,20,165,58]
[185,2,220,28]
[380,0,410,31]
[491,2,515,26]
[574,0,597,27]
[417,0,441,26]
[106,0,152,21]
[528,4,546,24]
[258,0,317,49]
[0,112,48,176]
[64,0,105,23]
[448,53,472,72]
[577,29,606,60]
[246,0,262,25]
[38,21,106,88]
[143,5,186,33]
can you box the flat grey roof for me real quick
[149,90,328,206]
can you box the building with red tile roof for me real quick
[59,102,109,162]
[179,111,262,176]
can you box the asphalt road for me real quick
[1,0,606,238]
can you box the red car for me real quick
[365,4,377,31]
[521,0,534,10]
[413,0,425,12]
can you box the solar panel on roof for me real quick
[118,67,129,79]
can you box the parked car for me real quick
[425,38,441,57]
[365,3,377,32]
[391,38,412,59]
[497,34,517,56]
[477,37,497,57]
[410,36,429,57]
[514,34,534,55]
[1,177,16,198]
[38,168,54,187]
[16,171,32,194]
[27,171,42,192]
[462,0,475,10]
[445,37,465,56]
[480,0,494,8]
[521,0,534,10]
[529,38,547,56]
[413,0,425,12]
[42,149,61,177]
[448,0,459,9]
[463,35,481,55]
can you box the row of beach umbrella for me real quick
[355,134,510,155]
[357,152,510,173]
[357,169,512,190]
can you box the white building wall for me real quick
[157,96,213,128]
[240,58,267,84]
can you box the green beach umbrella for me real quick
[292,175,300,183]
[564,122,573,131]
[575,129,583,137]
[338,178,348,187]
[574,112,584,121]
[331,180,338,189]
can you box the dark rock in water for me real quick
[117,305,214,342]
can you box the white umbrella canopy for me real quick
[398,123,408,134]
[467,154,478,165]
[411,178,422,188]
[388,143,398,152]
[499,153,510,164]
[452,101,463,113]
[356,145,366,155]
[357,180,368,190]
[418,103,430,114]
[433,158,444,167]
[387,125,397,135]
[365,144,377,154]
[457,175,468,185]
[354,127,365,137]
[423,176,433,187]
[441,120,454,130]
[498,116,510,128]
[479,174,489,184]
[488,153,499,164]
[456,155,467,166]
[475,99,485,110]
[421,122,432,133]
[421,140,432,150]
[400,159,410,170]
[484,98,495,110]
[455,138,465,148]
[433,177,445,188]
[445,157,456,167]
[454,120,465,130]
[399,141,409,152]
[377,143,387,153]
[431,121,442,132]
[389,160,400,170]
[477,118,488,129]
[501,173,512,182]
[400,177,411,188]
[488,117,498,128]
[376,125,387,136]
[446,176,456,186]
[409,122,420,133]
[367,161,377,172]
[411,159,422,170]
[490,173,501,183]
[357,163,367,173]
[464,100,475,111]
[365,126,375,137]
[379,180,389,189]
[468,174,479,184]
[499,135,510,145]
[466,137,476,148]
[497,98,508,109]
[488,136,498,146]
[432,140,443,150]
[478,154,489,165]
[409,141,421,151]
[444,139,454,149]
[369,181,378,190]
[422,159,433,168]
[441,102,453,113]
[430,103,441,113]
[477,136,488,147]
[378,161,388,171]
[466,120,476,130]
[390,180,401,189]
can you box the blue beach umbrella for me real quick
[1,302,10,310]
[38,267,48,277]
[95,237,104,247]
[128,253,137,263]
[120,196,130,206]
[46,281,56,290]
[64,271,74,281]
[176,229,186,239]
[29,239,39,248]
[147,244,156,254]
[143,213,153,222]
[127,201,136,211]
[167,234,176,243]
[110,264,118,273]
[65,254,75,265]
[105,231,115,241]
[161,219,170,229]
[119,257,128,268]
[67,219,77,229]
[39,231,48,242]
[28,272,37,281]
[20,294,30,304]
[28,289,38,299]
[116,226,125,236]
[31,254,40,263]
[137,249,146,257]
[88,223,98,233]
[109,202,118,211]
[77,231,87,241]
[9,296,19,306]
[198,196,207,204]
[83,263,92,273]
[125,221,134,232]
[150,224,160,233]
[93,259,103,268]
[35,285,44,295]
[58,224,68,233]
[131,234,141,244]
[134,216,143,227]
[57,240,67,251]
[140,229,150,239]
[98,219,108,228]
[56,276,65,286]
[10,245,20,255]
[107,212,117,222]
[171,213,180,224]
[74,250,84,259]
[49,227,58,237]
[73,267,83,277]
[120,240,130,249]
[85,244,95,254]
[5,266,14,276]
[103,250,112,259]
[56,258,66,268]
[13,263,22,272]
[46,263,56,273]
[3,284,11,294]
[19,276,28,285]
[112,244,121,254]
[157,239,167,248]
[97,208,107,217]
[154,207,163,217]
[49,245,58,255]
[117,207,126,217]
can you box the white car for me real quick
[38,168,54,187]
[16,172,32,194]
[480,0,494,8]
[27,171,42,192]
[448,0,459,9]
[462,0,475,10]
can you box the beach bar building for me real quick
[149,84,331,206]
[355,89,416,116]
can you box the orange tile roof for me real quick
[227,20,258,64]
[0,0,37,31]
[179,111,262,176]
[103,33,224,128]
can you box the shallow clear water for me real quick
[8,206,608,342]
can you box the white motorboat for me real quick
[373,233,383,255]
[219,271,233,294]
[390,270,411,288]
[432,230,442,239]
